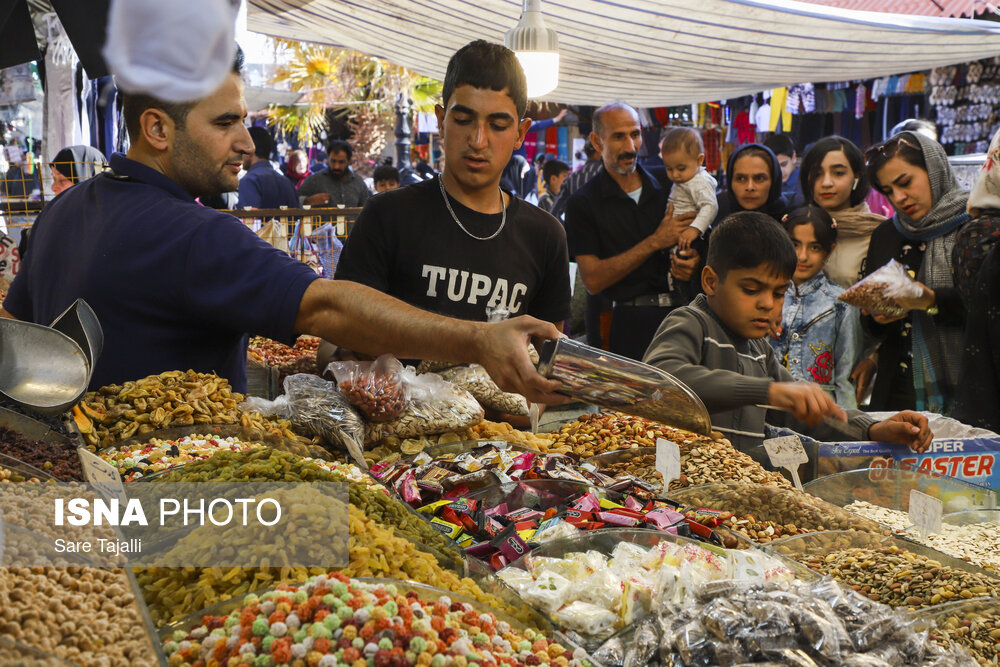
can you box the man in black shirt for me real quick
[336,41,570,331]
[565,103,699,360]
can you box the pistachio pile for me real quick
[541,412,714,457]
[800,545,1000,610]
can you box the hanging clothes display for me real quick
[42,13,87,166]
[769,88,791,132]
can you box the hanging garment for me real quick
[754,103,771,132]
[769,88,791,132]
[733,111,757,145]
[702,128,722,172]
[786,83,816,114]
[42,14,86,166]
[855,83,867,119]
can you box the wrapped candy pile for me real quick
[372,442,642,507]
[418,482,688,570]
[498,537,794,641]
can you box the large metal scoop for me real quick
[0,318,90,415]
[537,338,712,436]
[50,299,104,374]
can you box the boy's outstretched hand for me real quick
[768,381,847,426]
[868,411,933,453]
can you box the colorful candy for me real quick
[161,574,590,667]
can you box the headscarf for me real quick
[883,131,969,414]
[967,127,1000,216]
[953,128,1000,306]
[52,145,106,183]
[715,143,787,224]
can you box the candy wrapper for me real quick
[364,369,484,442]
[434,364,530,416]
[280,373,366,464]
[838,259,924,317]
[328,354,409,422]
[555,601,618,637]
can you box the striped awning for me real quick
[248,0,1000,106]
[801,0,982,19]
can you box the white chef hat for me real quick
[103,0,240,102]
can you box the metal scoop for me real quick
[0,318,90,415]
[49,299,104,375]
[537,337,712,436]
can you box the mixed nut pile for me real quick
[800,545,1000,609]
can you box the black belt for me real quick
[613,293,679,308]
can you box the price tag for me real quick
[77,447,127,504]
[763,435,809,490]
[909,489,943,536]
[655,438,681,487]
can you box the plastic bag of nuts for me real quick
[328,354,409,422]
[434,364,529,416]
[839,259,924,317]
[364,370,484,444]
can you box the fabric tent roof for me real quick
[248,0,1000,106]
[802,0,982,18]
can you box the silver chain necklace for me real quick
[439,176,507,241]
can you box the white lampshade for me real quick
[504,0,560,99]
[514,51,560,98]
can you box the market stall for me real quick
[0,312,997,666]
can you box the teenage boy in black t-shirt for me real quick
[336,41,570,329]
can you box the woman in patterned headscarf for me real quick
[858,131,969,415]
[953,129,1000,430]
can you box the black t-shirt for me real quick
[565,165,674,302]
[335,177,570,323]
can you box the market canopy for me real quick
[248,0,1000,106]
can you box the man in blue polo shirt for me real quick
[237,126,299,209]
[2,48,565,404]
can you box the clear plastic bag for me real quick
[554,601,617,637]
[434,364,529,416]
[328,354,408,422]
[282,373,366,465]
[839,259,924,317]
[363,369,484,443]
[240,394,291,420]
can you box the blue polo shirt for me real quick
[237,160,300,209]
[4,153,319,392]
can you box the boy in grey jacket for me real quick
[643,212,933,453]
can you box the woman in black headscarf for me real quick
[713,143,788,224]
[21,145,107,258]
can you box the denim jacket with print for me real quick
[769,272,863,409]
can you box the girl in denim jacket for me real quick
[770,206,864,408]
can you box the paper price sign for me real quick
[763,435,808,490]
[655,438,681,487]
[78,447,127,504]
[909,489,942,536]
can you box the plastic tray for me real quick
[907,597,1000,664]
[105,423,332,460]
[584,447,661,488]
[498,528,810,650]
[803,466,993,515]
[417,439,543,460]
[465,478,604,511]
[767,530,1000,582]
[0,451,57,482]
[901,509,1000,573]
[157,576,553,642]
[666,481,886,539]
